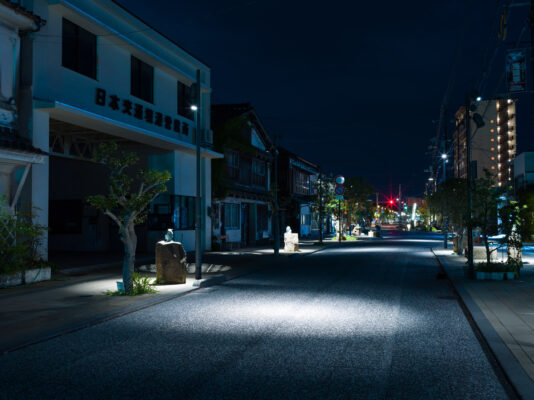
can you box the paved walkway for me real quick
[433,245,534,399]
[0,241,330,354]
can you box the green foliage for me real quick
[106,273,158,296]
[475,262,508,272]
[0,196,48,274]
[87,142,171,228]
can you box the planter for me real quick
[0,271,23,288]
[490,272,504,281]
[116,281,124,293]
[505,272,515,281]
[24,267,51,284]
[475,271,487,280]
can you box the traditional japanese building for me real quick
[22,0,221,258]
[277,147,320,239]
[211,103,273,249]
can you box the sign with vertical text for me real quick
[506,49,526,93]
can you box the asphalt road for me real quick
[0,231,511,399]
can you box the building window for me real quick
[293,168,311,195]
[173,196,195,230]
[252,159,266,187]
[223,203,240,230]
[225,150,239,180]
[131,55,154,103]
[178,81,194,120]
[62,18,97,79]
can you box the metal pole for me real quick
[195,69,202,281]
[338,199,341,242]
[466,95,474,277]
[273,137,280,256]
[318,172,323,244]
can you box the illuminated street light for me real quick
[428,177,434,181]
[191,105,198,111]
[441,153,447,159]
[476,96,482,102]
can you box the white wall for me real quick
[30,0,216,254]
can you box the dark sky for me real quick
[116,0,534,198]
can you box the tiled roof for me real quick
[0,126,46,155]
[211,103,254,126]
[0,0,45,26]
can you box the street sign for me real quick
[335,175,345,185]
[334,185,344,195]
[335,195,344,200]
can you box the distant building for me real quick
[0,1,46,214]
[453,99,517,188]
[211,103,274,250]
[277,147,320,238]
[24,0,221,258]
[513,152,534,190]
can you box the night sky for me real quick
[116,0,534,198]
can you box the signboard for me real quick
[506,49,526,93]
[335,195,344,200]
[334,185,344,195]
[335,175,345,185]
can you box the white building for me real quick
[0,1,46,214]
[23,0,220,257]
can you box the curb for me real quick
[431,248,534,400]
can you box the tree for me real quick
[344,177,374,226]
[87,142,171,294]
[432,179,468,251]
[471,171,501,264]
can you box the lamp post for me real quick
[465,94,474,278]
[192,69,202,281]
[273,137,280,256]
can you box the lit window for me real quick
[490,147,495,151]
[491,166,495,170]
[490,138,494,142]
[491,157,495,160]
[490,120,494,123]
[490,129,495,133]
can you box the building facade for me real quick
[24,0,220,257]
[0,1,46,215]
[453,99,517,188]
[277,147,320,239]
[211,103,273,250]
[513,152,534,190]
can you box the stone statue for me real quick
[284,226,299,252]
[164,228,173,242]
[286,226,291,233]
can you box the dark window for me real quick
[173,196,196,230]
[177,81,194,120]
[148,195,195,231]
[257,204,268,232]
[131,55,154,103]
[62,18,97,79]
[49,199,83,234]
[223,203,240,230]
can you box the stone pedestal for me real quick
[155,241,187,284]
[284,232,299,252]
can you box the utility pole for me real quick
[338,199,342,242]
[318,172,323,244]
[273,136,280,256]
[465,96,474,277]
[194,69,203,281]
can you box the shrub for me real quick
[107,272,158,296]
[0,197,47,275]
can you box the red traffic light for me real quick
[389,200,393,204]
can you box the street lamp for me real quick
[192,70,202,282]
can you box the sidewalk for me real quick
[432,245,534,400]
[0,241,330,354]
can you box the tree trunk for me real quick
[484,232,490,265]
[120,222,137,294]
